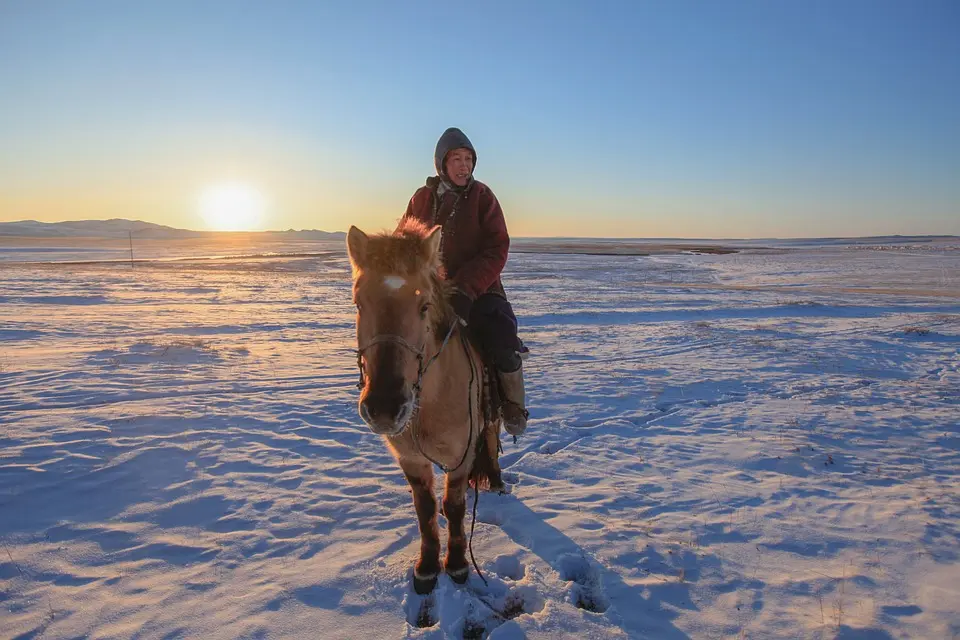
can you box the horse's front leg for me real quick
[401,460,441,594]
[442,471,470,584]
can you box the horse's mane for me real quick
[357,218,456,334]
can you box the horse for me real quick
[346,219,504,594]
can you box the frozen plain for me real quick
[1,237,958,639]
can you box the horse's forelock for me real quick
[360,220,439,277]
[353,222,455,334]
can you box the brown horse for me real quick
[347,219,503,594]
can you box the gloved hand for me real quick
[449,290,473,326]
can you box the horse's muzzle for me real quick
[358,390,415,436]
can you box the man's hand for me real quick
[449,290,473,326]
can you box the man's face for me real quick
[444,148,474,186]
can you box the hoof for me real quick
[446,566,469,584]
[413,572,437,595]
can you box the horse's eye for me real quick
[420,303,430,316]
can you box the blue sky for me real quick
[1,0,957,237]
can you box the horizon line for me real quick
[2,218,959,243]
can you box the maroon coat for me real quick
[400,178,510,299]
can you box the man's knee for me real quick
[470,294,521,367]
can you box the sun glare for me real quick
[198,183,267,231]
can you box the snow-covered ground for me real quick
[1,239,958,639]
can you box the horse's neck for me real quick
[419,326,476,407]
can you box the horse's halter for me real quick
[355,320,460,410]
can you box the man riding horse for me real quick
[398,127,528,436]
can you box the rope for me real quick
[469,482,487,586]
[411,325,474,474]
[419,321,459,378]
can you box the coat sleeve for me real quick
[453,186,510,298]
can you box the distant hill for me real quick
[0,220,953,246]
[0,219,344,240]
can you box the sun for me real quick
[198,183,267,231]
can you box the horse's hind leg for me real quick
[401,461,441,594]
[441,472,470,584]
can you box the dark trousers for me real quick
[468,294,523,372]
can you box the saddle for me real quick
[475,344,502,428]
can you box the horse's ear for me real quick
[346,226,369,270]
[423,225,442,261]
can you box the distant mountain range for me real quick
[0,219,345,240]
[0,219,955,246]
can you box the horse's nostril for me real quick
[359,401,373,425]
[395,400,414,426]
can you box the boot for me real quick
[498,364,528,436]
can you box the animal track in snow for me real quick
[405,591,437,628]
[491,586,545,620]
[557,553,610,613]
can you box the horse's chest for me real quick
[391,414,471,470]
[418,417,462,450]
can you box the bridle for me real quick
[355,319,474,474]
[355,320,459,398]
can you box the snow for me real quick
[1,239,958,639]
